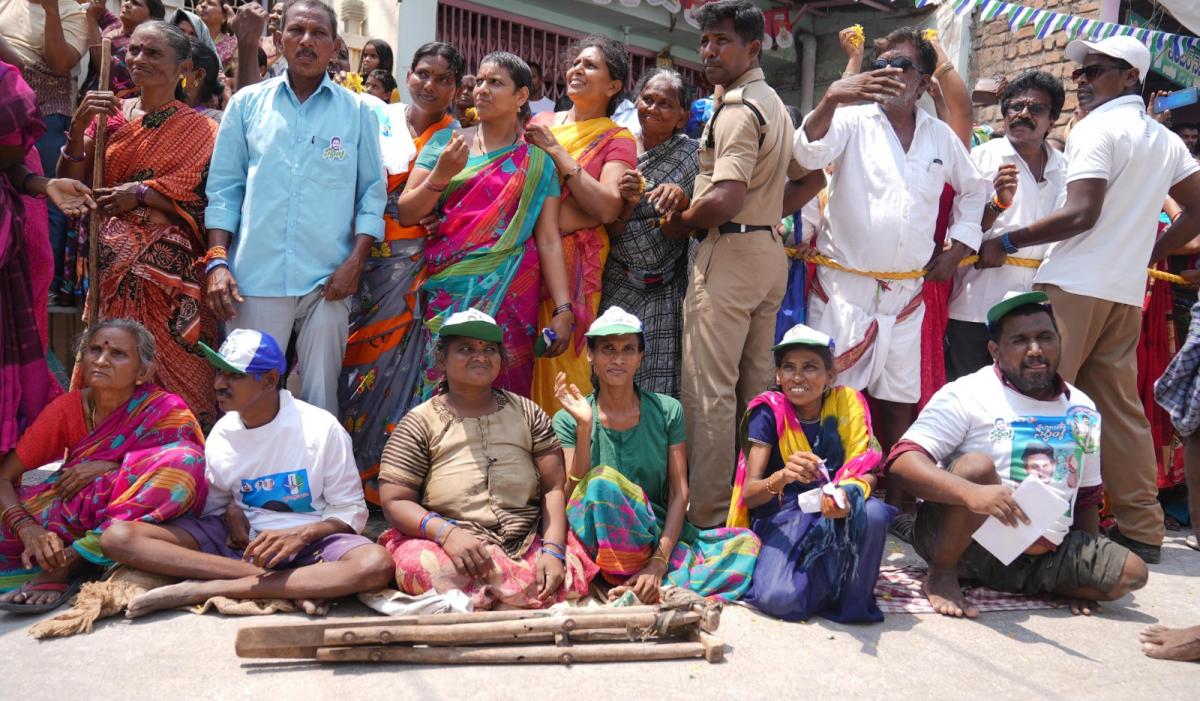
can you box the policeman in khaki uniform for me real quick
[661,0,802,527]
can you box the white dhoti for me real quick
[807,268,925,404]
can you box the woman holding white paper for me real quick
[726,324,897,622]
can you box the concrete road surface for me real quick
[2,535,1196,699]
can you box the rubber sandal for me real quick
[888,513,915,544]
[0,577,83,614]
[1187,535,1200,552]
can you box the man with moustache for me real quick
[203,0,386,415]
[888,292,1148,619]
[977,36,1200,564]
[945,70,1067,381]
[659,0,799,528]
[792,27,989,508]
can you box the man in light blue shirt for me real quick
[203,0,385,415]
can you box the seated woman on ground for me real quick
[730,324,896,622]
[0,319,207,613]
[554,307,760,603]
[377,309,597,610]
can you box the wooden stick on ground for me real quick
[236,603,718,659]
[315,639,725,665]
[86,37,112,328]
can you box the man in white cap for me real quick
[100,329,394,617]
[889,292,1147,618]
[977,35,1200,563]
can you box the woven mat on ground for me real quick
[28,566,302,640]
[875,565,1056,614]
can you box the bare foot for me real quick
[1140,624,1200,661]
[923,567,979,618]
[126,580,216,619]
[298,599,328,616]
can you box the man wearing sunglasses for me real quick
[793,27,989,484]
[977,35,1200,565]
[946,71,1067,381]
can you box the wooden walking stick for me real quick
[86,37,112,327]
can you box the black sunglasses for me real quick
[871,57,928,74]
[1003,101,1050,117]
[1070,64,1123,82]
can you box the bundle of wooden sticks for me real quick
[236,598,725,665]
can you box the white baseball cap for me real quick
[772,324,836,353]
[439,308,503,343]
[586,306,644,337]
[1065,35,1151,82]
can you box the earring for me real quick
[180,77,187,88]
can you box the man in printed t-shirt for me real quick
[100,329,394,617]
[887,291,1148,619]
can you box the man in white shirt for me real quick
[889,292,1148,618]
[977,36,1200,563]
[946,70,1067,380]
[793,27,989,478]
[101,329,394,618]
[527,61,556,116]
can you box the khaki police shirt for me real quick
[694,67,799,230]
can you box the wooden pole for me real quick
[86,38,112,328]
[315,640,721,665]
[235,603,718,659]
[324,610,702,647]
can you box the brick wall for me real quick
[971,0,1103,135]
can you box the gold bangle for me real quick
[934,62,954,78]
[765,473,782,496]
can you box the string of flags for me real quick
[915,0,1200,55]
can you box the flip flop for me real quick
[0,577,83,614]
[1187,535,1200,552]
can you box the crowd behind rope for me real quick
[1,0,1199,663]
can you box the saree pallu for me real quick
[0,61,57,453]
[379,528,597,610]
[599,133,698,397]
[0,385,207,591]
[531,118,636,413]
[568,466,759,601]
[341,116,454,503]
[418,143,557,398]
[74,102,220,427]
[1140,262,1182,488]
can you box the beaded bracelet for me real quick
[200,246,228,266]
[539,546,566,562]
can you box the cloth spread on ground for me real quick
[873,565,1056,614]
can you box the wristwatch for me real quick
[1000,232,1019,254]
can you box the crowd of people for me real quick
[1,0,1199,663]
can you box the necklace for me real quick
[472,126,518,156]
[88,396,97,430]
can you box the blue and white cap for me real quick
[199,329,287,376]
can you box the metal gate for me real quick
[436,0,708,102]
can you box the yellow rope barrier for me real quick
[786,248,1191,286]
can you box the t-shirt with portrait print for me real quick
[901,366,1102,545]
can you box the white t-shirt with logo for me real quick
[901,366,1102,545]
[202,390,369,535]
[1034,95,1200,307]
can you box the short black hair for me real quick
[634,67,693,120]
[1001,70,1067,122]
[696,0,764,48]
[1022,442,1055,461]
[189,38,222,104]
[1175,122,1200,133]
[528,61,543,76]
[411,41,466,85]
[361,38,394,74]
[282,0,337,38]
[873,26,938,75]
[568,34,630,117]
[988,303,1058,343]
[773,344,834,372]
[145,0,166,20]
[368,68,397,94]
[479,51,533,121]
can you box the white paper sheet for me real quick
[971,478,1069,566]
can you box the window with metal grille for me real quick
[436,0,708,102]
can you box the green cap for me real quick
[585,306,643,337]
[440,308,504,344]
[986,290,1050,325]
